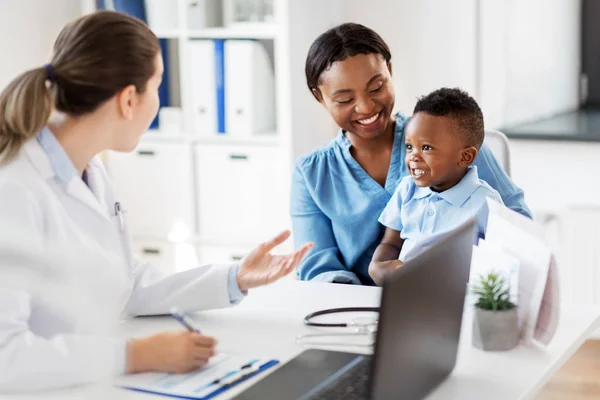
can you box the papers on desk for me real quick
[115,353,278,399]
[469,199,560,346]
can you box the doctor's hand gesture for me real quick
[236,230,314,291]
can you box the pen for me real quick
[212,361,260,387]
[114,202,125,232]
[219,364,260,386]
[169,307,201,333]
[206,361,259,386]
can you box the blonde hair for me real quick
[0,68,53,163]
[0,11,160,165]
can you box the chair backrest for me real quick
[483,129,511,177]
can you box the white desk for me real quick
[4,280,600,400]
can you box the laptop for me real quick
[233,218,476,400]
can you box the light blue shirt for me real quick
[379,166,502,261]
[36,126,79,182]
[290,113,532,286]
[36,128,245,303]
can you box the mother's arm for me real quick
[290,165,361,284]
[475,143,532,218]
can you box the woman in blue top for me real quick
[290,22,531,286]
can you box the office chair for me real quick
[484,129,512,177]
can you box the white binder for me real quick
[224,40,276,136]
[189,40,218,135]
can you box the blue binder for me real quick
[214,39,226,134]
[152,39,171,129]
[96,0,146,20]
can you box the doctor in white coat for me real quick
[0,11,313,392]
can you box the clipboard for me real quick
[115,353,279,399]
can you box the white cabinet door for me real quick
[104,142,195,239]
[133,240,199,274]
[194,144,290,242]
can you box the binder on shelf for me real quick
[224,40,275,136]
[96,0,147,20]
[152,38,173,130]
[189,40,226,134]
[215,39,226,134]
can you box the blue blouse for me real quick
[290,113,532,285]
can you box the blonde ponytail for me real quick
[1,11,160,165]
[0,67,53,165]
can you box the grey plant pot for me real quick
[472,307,519,351]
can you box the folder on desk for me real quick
[115,353,279,399]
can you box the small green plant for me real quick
[472,272,516,311]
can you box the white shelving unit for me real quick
[84,0,342,273]
[150,26,278,40]
[186,26,278,39]
[143,130,282,145]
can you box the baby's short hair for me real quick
[413,88,484,149]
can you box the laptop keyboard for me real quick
[307,357,371,400]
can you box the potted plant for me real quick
[471,272,519,351]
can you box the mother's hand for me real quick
[236,230,313,291]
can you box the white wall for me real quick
[339,0,580,128]
[284,0,581,158]
[286,0,481,158]
[342,0,479,116]
[479,0,581,128]
[287,0,344,159]
[0,0,81,91]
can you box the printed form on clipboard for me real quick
[115,353,279,399]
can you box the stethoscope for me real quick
[296,307,380,346]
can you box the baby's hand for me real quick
[392,260,404,270]
[368,260,404,286]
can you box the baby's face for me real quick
[404,112,471,192]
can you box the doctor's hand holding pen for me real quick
[125,230,313,375]
[126,331,217,374]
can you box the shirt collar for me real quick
[36,126,79,183]
[413,166,482,207]
[413,185,433,199]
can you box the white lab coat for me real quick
[0,139,236,392]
